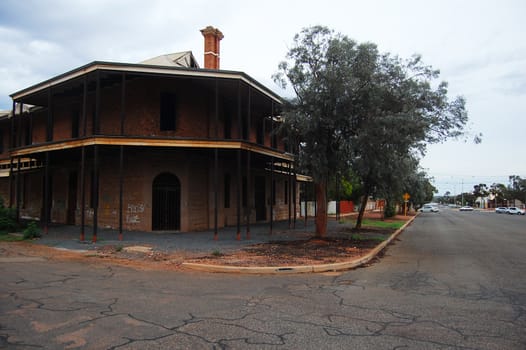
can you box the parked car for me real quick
[495,207,508,214]
[419,205,439,213]
[507,207,525,215]
[459,206,474,211]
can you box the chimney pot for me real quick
[200,26,223,69]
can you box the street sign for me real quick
[403,192,410,202]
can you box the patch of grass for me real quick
[0,233,25,242]
[115,245,123,252]
[345,219,405,230]
[211,249,224,257]
[350,233,386,242]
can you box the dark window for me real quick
[0,132,3,153]
[224,174,231,208]
[160,92,177,131]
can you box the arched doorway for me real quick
[152,173,181,231]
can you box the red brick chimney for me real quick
[200,26,224,70]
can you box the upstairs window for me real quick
[160,92,177,131]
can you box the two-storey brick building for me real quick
[1,26,300,241]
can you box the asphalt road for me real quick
[1,209,525,349]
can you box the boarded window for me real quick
[160,92,177,131]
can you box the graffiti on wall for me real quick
[126,203,145,224]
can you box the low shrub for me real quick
[0,205,17,233]
[23,221,41,240]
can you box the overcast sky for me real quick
[1,0,524,196]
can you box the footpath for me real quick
[10,214,417,274]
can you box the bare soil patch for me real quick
[186,226,394,267]
[0,214,412,270]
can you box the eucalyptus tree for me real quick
[274,26,363,236]
[348,49,470,227]
[275,26,472,235]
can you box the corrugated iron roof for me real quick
[139,51,200,68]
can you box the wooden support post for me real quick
[118,72,126,241]
[214,148,218,240]
[82,75,87,136]
[236,81,242,241]
[336,174,340,221]
[303,182,309,227]
[10,100,15,148]
[270,157,274,235]
[17,103,23,148]
[288,161,292,229]
[94,71,100,135]
[245,87,252,240]
[118,145,124,241]
[120,72,126,135]
[46,89,52,141]
[245,150,251,239]
[80,147,85,241]
[92,145,99,243]
[213,79,219,240]
[15,157,21,223]
[293,165,297,229]
[236,150,241,240]
[44,152,50,234]
[8,157,14,208]
[314,182,317,218]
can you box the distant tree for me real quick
[472,183,488,207]
[406,171,437,208]
[508,175,526,205]
[489,183,507,206]
[328,171,362,202]
[346,48,469,228]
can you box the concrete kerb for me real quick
[182,214,418,274]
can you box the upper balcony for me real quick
[8,62,293,160]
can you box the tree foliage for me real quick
[275,26,470,235]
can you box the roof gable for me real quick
[139,51,200,68]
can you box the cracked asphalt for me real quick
[1,209,525,349]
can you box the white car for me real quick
[419,205,439,213]
[507,207,525,215]
[459,206,474,211]
[495,207,508,214]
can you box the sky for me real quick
[1,0,525,196]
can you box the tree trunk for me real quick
[314,182,327,237]
[355,188,369,229]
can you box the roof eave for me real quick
[10,61,283,104]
